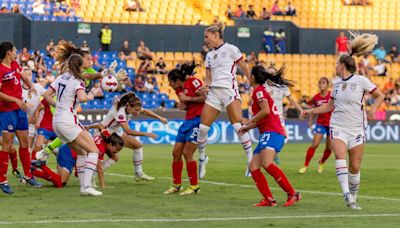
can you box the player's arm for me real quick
[301,98,334,119]
[119,121,157,139]
[287,95,304,112]
[205,68,211,87]
[33,103,44,127]
[249,99,270,124]
[140,108,168,124]
[85,122,105,131]
[43,88,56,106]
[307,112,314,129]
[21,70,37,96]
[76,89,94,103]
[236,58,251,80]
[368,88,384,119]
[97,160,106,188]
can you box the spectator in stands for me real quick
[45,39,55,57]
[137,41,153,60]
[239,78,251,94]
[260,7,271,20]
[383,77,395,94]
[59,1,70,15]
[134,76,146,92]
[372,60,387,76]
[372,44,387,62]
[19,47,31,65]
[246,51,258,66]
[70,0,80,9]
[263,26,275,53]
[195,19,204,25]
[0,6,8,13]
[271,1,284,16]
[144,77,156,94]
[32,0,46,15]
[285,1,296,16]
[275,28,286,54]
[155,57,167,74]
[358,54,370,76]
[11,4,21,13]
[226,5,234,20]
[32,50,46,72]
[90,82,104,99]
[99,24,112,52]
[80,40,90,52]
[137,59,153,75]
[212,16,220,25]
[119,40,134,61]
[388,45,399,63]
[335,31,349,56]
[124,0,144,12]
[247,5,256,19]
[234,5,245,18]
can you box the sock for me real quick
[336,159,350,195]
[19,148,32,178]
[83,153,98,188]
[0,151,10,183]
[133,148,143,176]
[198,143,206,161]
[76,155,86,188]
[197,123,210,145]
[251,169,273,200]
[41,165,63,188]
[45,137,63,153]
[304,146,316,167]
[349,172,360,198]
[232,122,253,165]
[9,149,18,171]
[319,149,332,164]
[102,158,116,171]
[172,160,183,185]
[32,169,49,180]
[265,163,295,196]
[186,161,198,186]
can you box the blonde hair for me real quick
[205,22,225,39]
[348,31,378,57]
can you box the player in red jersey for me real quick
[0,41,42,194]
[239,65,301,207]
[299,77,333,174]
[163,62,206,195]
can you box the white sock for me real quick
[349,172,360,198]
[76,155,86,188]
[102,158,116,171]
[83,153,99,188]
[336,159,350,195]
[133,148,143,176]
[197,123,210,145]
[232,123,253,165]
[198,143,206,161]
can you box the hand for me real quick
[84,125,90,131]
[16,99,27,112]
[300,109,313,120]
[159,117,168,124]
[87,92,94,101]
[146,133,158,139]
[198,86,209,95]
[238,125,249,136]
[177,103,187,110]
[179,93,190,103]
[108,60,118,75]
[241,118,249,125]
[367,107,376,120]
[100,68,110,77]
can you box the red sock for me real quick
[0,151,9,183]
[32,169,49,180]
[265,163,295,196]
[319,149,332,164]
[304,146,316,166]
[172,160,183,185]
[31,149,38,160]
[19,148,33,178]
[9,149,18,171]
[186,161,198,186]
[41,165,63,188]
[251,169,273,200]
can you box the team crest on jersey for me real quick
[8,125,13,131]
[221,52,227,58]
[213,53,218,60]
[341,84,347,90]
[192,79,200,88]
[350,83,356,91]
[256,91,264,99]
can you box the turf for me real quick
[1,144,400,227]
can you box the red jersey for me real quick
[251,85,285,135]
[309,91,332,126]
[70,136,107,161]
[336,36,348,52]
[39,99,54,131]
[0,61,23,112]
[175,77,204,120]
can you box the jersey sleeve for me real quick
[49,77,58,91]
[204,53,211,68]
[282,86,291,97]
[41,98,48,107]
[229,45,243,62]
[361,76,377,93]
[254,87,268,103]
[116,107,127,123]
[190,78,203,92]
[74,79,85,92]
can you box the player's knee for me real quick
[249,160,261,172]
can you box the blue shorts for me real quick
[0,109,28,132]
[313,124,330,136]
[37,128,58,140]
[254,132,285,154]
[57,145,76,174]
[175,116,200,144]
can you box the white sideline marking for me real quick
[106,173,400,202]
[1,214,400,225]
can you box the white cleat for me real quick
[245,167,252,177]
[80,187,102,196]
[35,149,49,162]
[135,173,155,181]
[344,192,361,209]
[198,156,209,179]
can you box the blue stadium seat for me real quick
[110,51,118,59]
[42,15,50,21]
[100,52,110,59]
[126,67,135,75]
[150,93,157,100]
[158,93,168,101]
[116,59,126,67]
[28,49,35,55]
[98,59,109,66]
[165,100,176,108]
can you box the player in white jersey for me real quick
[86,92,167,181]
[197,22,253,177]
[41,54,103,196]
[301,32,384,209]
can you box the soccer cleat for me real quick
[12,169,23,179]
[31,159,46,168]
[344,192,361,209]
[163,185,183,194]
[0,183,14,195]
[35,149,49,162]
[298,166,308,174]
[80,187,103,196]
[283,192,302,207]
[253,198,277,207]
[274,155,280,165]
[179,186,200,195]
[135,173,155,181]
[245,167,252,177]
[198,156,208,179]
[24,177,44,188]
[317,163,324,173]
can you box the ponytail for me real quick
[205,22,225,39]
[251,65,293,87]
[168,60,196,82]
[115,92,142,110]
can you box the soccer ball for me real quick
[101,75,118,92]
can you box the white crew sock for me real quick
[198,143,206,161]
[197,123,210,145]
[102,158,117,171]
[336,159,350,195]
[83,153,99,188]
[349,172,361,199]
[232,122,253,165]
[133,148,143,176]
[76,155,86,188]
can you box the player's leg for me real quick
[164,142,184,194]
[9,146,21,179]
[318,133,332,173]
[0,130,14,194]
[348,142,364,207]
[299,133,323,174]
[180,142,199,195]
[57,165,72,186]
[33,134,46,160]
[35,136,63,161]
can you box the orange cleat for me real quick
[283,192,302,207]
[253,198,277,207]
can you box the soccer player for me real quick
[86,92,167,181]
[164,62,205,195]
[0,41,43,194]
[197,22,253,177]
[301,32,384,209]
[299,77,332,174]
[239,65,301,207]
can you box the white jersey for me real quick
[330,74,376,130]
[264,83,291,116]
[50,72,85,124]
[101,106,128,133]
[22,83,45,117]
[205,43,243,89]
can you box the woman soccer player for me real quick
[301,32,384,209]
[86,92,167,181]
[239,65,301,207]
[197,22,253,177]
[299,77,332,174]
[0,41,42,194]
[164,62,205,195]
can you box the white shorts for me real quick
[28,124,36,138]
[53,122,84,144]
[205,87,241,112]
[329,127,365,150]
[278,114,285,127]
